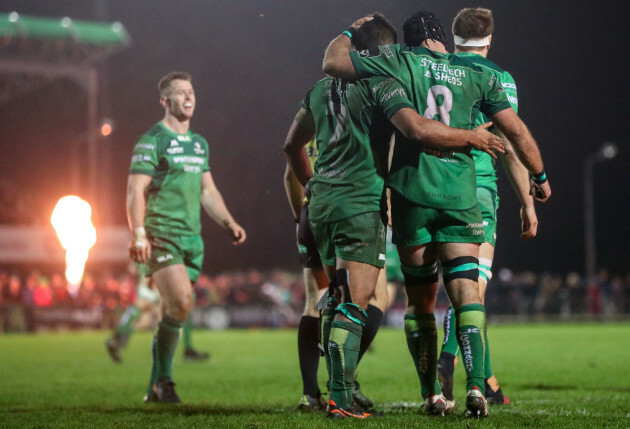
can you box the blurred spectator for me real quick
[51,274,70,307]
[1,265,629,333]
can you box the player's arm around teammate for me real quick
[322,23,505,158]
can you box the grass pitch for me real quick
[1,323,629,428]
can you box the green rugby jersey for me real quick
[301,76,414,222]
[350,45,511,210]
[129,122,210,235]
[456,52,518,190]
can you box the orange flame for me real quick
[51,196,97,289]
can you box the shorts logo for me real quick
[379,253,386,261]
[157,254,173,263]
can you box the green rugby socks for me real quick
[115,305,141,347]
[456,304,486,392]
[405,313,441,398]
[441,306,460,356]
[156,314,183,380]
[329,320,362,409]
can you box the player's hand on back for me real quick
[470,122,505,158]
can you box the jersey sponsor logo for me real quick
[170,139,179,147]
[380,45,394,58]
[423,69,462,86]
[420,58,465,86]
[488,74,497,86]
[317,167,348,179]
[193,142,205,155]
[183,165,201,173]
[131,154,151,163]
[359,48,381,58]
[167,146,184,154]
[507,95,518,106]
[371,78,395,93]
[502,82,517,90]
[136,143,154,150]
[176,135,191,142]
[380,88,407,103]
[156,254,173,263]
[173,156,204,164]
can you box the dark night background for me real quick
[0,0,627,276]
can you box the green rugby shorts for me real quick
[310,211,387,268]
[391,192,485,246]
[146,232,204,283]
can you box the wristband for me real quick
[342,27,355,39]
[531,170,547,184]
[133,226,146,237]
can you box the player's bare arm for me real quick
[200,171,246,245]
[390,108,504,157]
[490,108,551,202]
[126,173,152,263]
[284,164,305,221]
[283,108,315,186]
[322,16,373,79]
[500,137,539,239]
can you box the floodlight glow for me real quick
[600,142,618,159]
[51,196,97,290]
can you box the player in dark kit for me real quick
[128,71,246,403]
[287,14,505,419]
[323,11,551,418]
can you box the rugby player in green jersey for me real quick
[437,7,539,407]
[286,15,504,419]
[323,11,551,418]
[285,142,398,412]
[128,71,246,403]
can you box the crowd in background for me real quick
[1,267,629,333]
